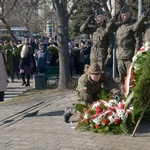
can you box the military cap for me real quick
[121,5,131,14]
[88,63,101,74]
[95,9,105,15]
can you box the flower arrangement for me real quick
[12,46,20,57]
[47,45,58,56]
[124,42,150,123]
[74,99,133,134]
[4,44,11,54]
[72,42,150,134]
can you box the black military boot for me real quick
[63,107,73,123]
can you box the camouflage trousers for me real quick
[117,59,132,91]
[90,48,107,70]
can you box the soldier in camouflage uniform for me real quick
[80,10,114,70]
[76,63,120,104]
[107,5,148,89]
[63,63,120,123]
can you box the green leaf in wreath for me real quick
[124,91,134,110]
[120,121,128,133]
[72,103,87,113]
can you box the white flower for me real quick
[108,116,114,123]
[91,102,101,110]
[145,42,150,47]
[132,55,138,62]
[83,113,89,119]
[108,99,118,106]
[116,109,125,119]
[92,113,104,124]
[92,117,100,125]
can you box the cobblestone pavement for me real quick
[0,78,150,150]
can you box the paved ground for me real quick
[0,77,150,150]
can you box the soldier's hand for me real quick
[88,13,95,22]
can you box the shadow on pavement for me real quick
[24,110,64,117]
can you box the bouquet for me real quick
[73,98,133,134]
[12,47,20,57]
[47,45,58,56]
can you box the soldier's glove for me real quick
[88,13,95,22]
[112,92,123,101]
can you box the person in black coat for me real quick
[19,38,33,86]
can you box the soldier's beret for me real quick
[88,63,101,74]
[95,9,106,15]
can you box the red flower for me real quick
[113,117,120,124]
[86,109,91,114]
[84,119,88,123]
[102,118,109,126]
[107,110,113,116]
[126,109,132,115]
[78,113,83,120]
[96,106,102,114]
[95,123,100,129]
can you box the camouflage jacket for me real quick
[107,14,147,60]
[80,20,114,61]
[76,71,119,104]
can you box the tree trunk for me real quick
[57,16,70,89]
[1,17,18,44]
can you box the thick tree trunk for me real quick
[57,17,70,89]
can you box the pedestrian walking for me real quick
[19,38,33,86]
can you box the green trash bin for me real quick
[33,74,46,89]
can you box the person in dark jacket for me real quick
[35,42,50,74]
[19,38,33,86]
[10,40,20,80]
